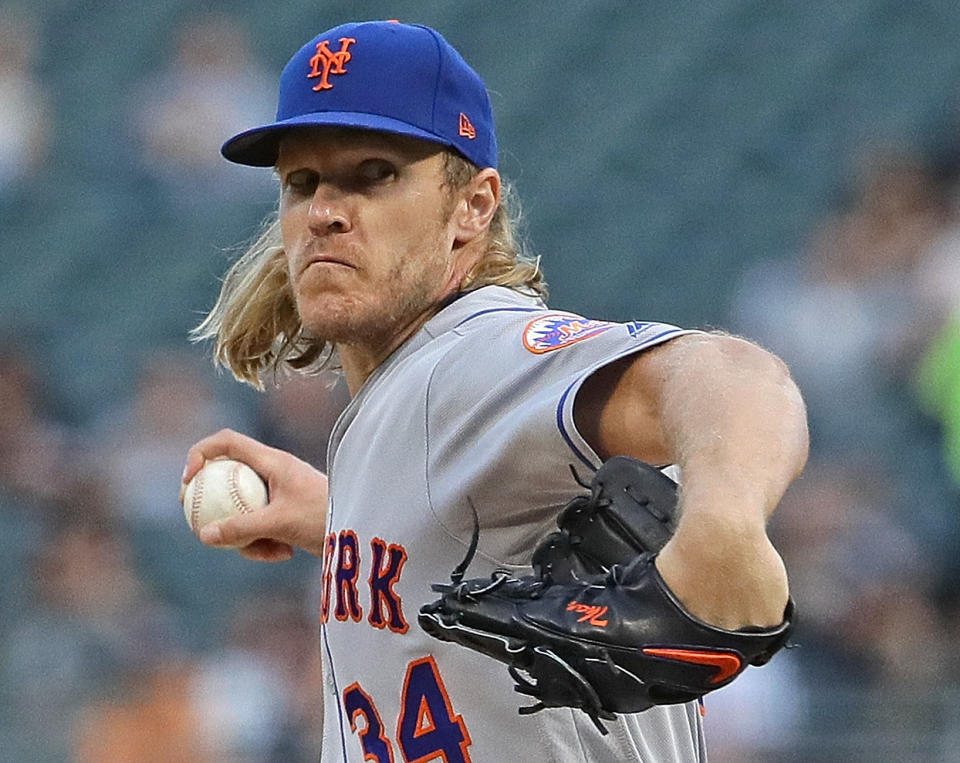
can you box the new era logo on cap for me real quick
[220,20,498,169]
[459,113,476,140]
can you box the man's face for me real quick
[276,128,463,349]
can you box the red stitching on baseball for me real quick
[229,462,253,514]
[190,468,204,532]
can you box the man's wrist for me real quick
[655,529,790,630]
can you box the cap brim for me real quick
[221,112,456,167]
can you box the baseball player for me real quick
[182,21,808,762]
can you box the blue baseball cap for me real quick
[221,20,497,169]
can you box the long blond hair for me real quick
[192,150,546,388]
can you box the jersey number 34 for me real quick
[343,655,472,762]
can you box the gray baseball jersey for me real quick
[319,285,707,762]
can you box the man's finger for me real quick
[197,508,290,548]
[198,514,262,547]
[182,429,281,488]
[237,539,295,562]
[198,520,228,546]
[197,516,294,560]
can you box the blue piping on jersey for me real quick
[453,306,541,329]
[643,328,688,345]
[320,620,350,762]
[556,382,599,472]
[321,463,349,761]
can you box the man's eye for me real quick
[357,160,396,184]
[285,170,318,194]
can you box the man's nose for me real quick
[307,186,350,233]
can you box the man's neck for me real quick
[336,297,455,396]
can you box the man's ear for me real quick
[452,168,501,245]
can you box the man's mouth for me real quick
[302,254,355,273]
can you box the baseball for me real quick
[182,459,268,535]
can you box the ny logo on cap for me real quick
[307,37,356,91]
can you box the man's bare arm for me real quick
[575,333,809,629]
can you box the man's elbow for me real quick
[714,333,810,475]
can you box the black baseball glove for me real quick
[531,455,680,583]
[418,457,794,733]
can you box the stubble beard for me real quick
[295,243,453,351]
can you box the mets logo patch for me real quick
[522,314,613,354]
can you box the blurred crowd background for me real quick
[2,1,960,761]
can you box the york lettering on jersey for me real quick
[368,537,409,633]
[335,530,363,622]
[321,530,409,634]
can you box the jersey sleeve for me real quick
[423,310,697,567]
